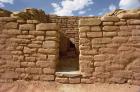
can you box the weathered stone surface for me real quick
[87,32,102,38]
[36,23,58,31]
[103,32,117,37]
[42,41,57,49]
[91,26,101,31]
[117,13,140,19]
[27,20,39,24]
[102,22,114,26]
[94,54,107,61]
[38,48,57,54]
[4,22,18,29]
[46,31,58,36]
[103,26,119,31]
[101,16,120,22]
[69,78,81,84]
[55,77,69,83]
[79,18,101,26]
[79,26,90,32]
[36,61,55,68]
[80,49,97,55]
[19,24,35,30]
[40,75,55,81]
[25,68,42,74]
[43,68,55,74]
[92,38,112,44]
[3,29,21,35]
[1,71,18,79]
[113,37,128,43]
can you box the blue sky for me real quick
[0,0,140,16]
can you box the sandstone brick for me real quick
[38,48,57,54]
[46,31,58,36]
[118,31,132,36]
[4,22,18,29]
[87,32,102,38]
[7,62,20,68]
[27,20,39,24]
[36,61,55,68]
[112,71,132,79]
[79,55,93,61]
[79,26,90,32]
[29,31,45,35]
[0,17,16,22]
[37,54,47,61]
[103,26,119,31]
[79,38,90,45]
[42,41,57,49]
[40,75,55,81]
[109,77,126,84]
[25,57,36,62]
[11,51,23,55]
[15,68,25,73]
[92,38,112,44]
[79,18,101,26]
[102,22,114,26]
[69,78,81,84]
[1,71,18,79]
[79,45,90,50]
[99,48,117,54]
[117,13,140,19]
[91,26,101,31]
[106,64,124,71]
[28,44,42,48]
[94,62,104,67]
[21,62,35,67]
[36,23,58,31]
[81,78,92,84]
[79,32,86,38]
[94,54,107,61]
[134,73,140,80]
[129,36,140,41]
[80,49,97,55]
[95,67,105,72]
[45,37,59,41]
[2,29,21,35]
[36,36,44,41]
[47,55,58,61]
[19,24,35,30]
[17,35,34,39]
[113,37,128,43]
[43,68,55,74]
[115,22,126,25]
[25,68,42,74]
[55,77,69,83]
[132,29,140,36]
[101,16,120,22]
[23,47,36,54]
[103,32,117,37]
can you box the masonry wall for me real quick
[0,17,59,82]
[79,15,140,85]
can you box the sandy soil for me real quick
[0,81,140,92]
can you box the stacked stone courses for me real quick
[0,8,140,85]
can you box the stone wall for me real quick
[0,17,59,82]
[79,15,140,85]
[0,8,140,86]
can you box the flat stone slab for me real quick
[55,71,81,78]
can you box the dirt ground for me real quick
[0,81,140,92]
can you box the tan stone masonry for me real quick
[0,8,140,85]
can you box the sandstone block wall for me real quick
[0,17,59,82]
[79,15,140,85]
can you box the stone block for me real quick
[40,75,55,81]
[25,68,42,74]
[109,77,126,84]
[91,26,101,31]
[27,20,39,24]
[1,71,18,79]
[79,18,101,26]
[81,78,92,84]
[23,47,36,54]
[42,41,57,49]
[43,68,55,74]
[19,24,35,30]
[36,36,44,41]
[134,73,140,80]
[2,29,21,35]
[36,23,58,31]
[103,22,114,26]
[46,31,58,36]
[15,68,25,73]
[101,16,120,22]
[117,13,140,19]
[103,32,117,37]
[4,22,18,29]
[25,57,36,62]
[38,48,57,54]
[80,49,97,55]
[99,48,117,54]
[132,29,140,36]
[118,31,132,36]
[103,26,119,31]
[79,26,90,32]
[94,54,107,61]
[17,35,34,39]
[115,22,126,25]
[37,54,47,61]
[36,61,55,68]
[92,38,112,44]
[79,32,86,38]
[28,44,42,48]
[0,17,16,22]
[29,31,45,35]
[21,62,35,67]
[69,78,81,84]
[79,55,93,61]
[79,38,90,45]
[113,37,128,43]
[87,32,102,38]
[55,77,69,83]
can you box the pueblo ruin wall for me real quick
[0,8,140,85]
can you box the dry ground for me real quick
[0,81,140,92]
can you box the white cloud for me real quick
[109,4,116,11]
[0,0,14,7]
[51,0,94,16]
[78,10,86,15]
[119,0,140,9]
[0,0,14,4]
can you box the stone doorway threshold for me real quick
[55,71,81,78]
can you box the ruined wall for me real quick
[0,17,59,82]
[0,8,140,86]
[79,15,140,85]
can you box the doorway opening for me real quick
[57,33,79,72]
